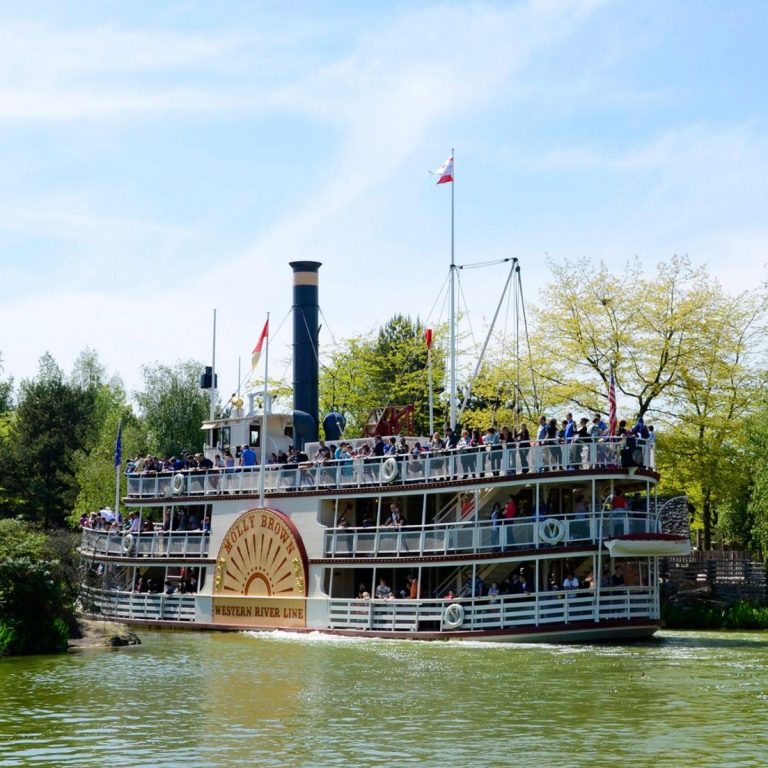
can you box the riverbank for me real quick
[68,618,141,650]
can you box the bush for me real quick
[0,519,74,656]
[722,601,768,630]
[662,602,725,629]
[663,599,768,630]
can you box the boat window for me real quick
[221,426,231,449]
[284,424,293,438]
[248,426,260,447]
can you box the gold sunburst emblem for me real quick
[214,507,308,597]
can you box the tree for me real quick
[530,255,721,419]
[70,381,142,525]
[655,288,767,548]
[135,361,210,457]
[0,354,97,527]
[739,399,768,558]
[320,316,445,435]
[0,353,12,415]
[0,518,72,655]
[529,255,767,549]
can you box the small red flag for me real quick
[432,155,454,185]
[424,328,433,350]
[251,319,269,370]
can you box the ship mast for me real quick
[449,148,456,431]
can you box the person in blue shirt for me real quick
[240,444,257,467]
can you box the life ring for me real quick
[172,473,185,495]
[122,533,134,552]
[443,602,465,630]
[381,457,399,483]
[538,517,566,545]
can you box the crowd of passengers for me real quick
[80,508,211,533]
[124,413,655,478]
[359,564,628,603]
[131,569,200,595]
[332,486,646,532]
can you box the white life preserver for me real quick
[538,517,566,545]
[172,473,185,495]
[122,533,134,552]
[381,457,399,483]
[443,602,465,630]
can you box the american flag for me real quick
[608,367,618,436]
[114,422,122,467]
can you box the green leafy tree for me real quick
[320,316,445,435]
[656,288,766,548]
[530,255,721,419]
[135,361,210,457]
[0,354,97,526]
[70,385,144,525]
[0,353,12,415]
[742,399,768,558]
[0,519,71,655]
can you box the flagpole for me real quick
[449,147,456,431]
[258,312,270,508]
[428,345,434,436]
[210,308,217,450]
[114,421,122,521]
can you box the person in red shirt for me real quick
[611,488,627,510]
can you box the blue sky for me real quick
[1,0,766,398]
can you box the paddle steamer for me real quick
[79,261,689,641]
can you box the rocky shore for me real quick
[68,618,141,650]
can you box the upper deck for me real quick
[125,437,655,500]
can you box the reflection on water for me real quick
[0,629,767,767]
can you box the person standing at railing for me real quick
[241,444,257,467]
[516,422,530,474]
[490,502,502,550]
[429,432,447,478]
[535,416,547,472]
[646,424,656,467]
[563,412,575,469]
[485,427,502,476]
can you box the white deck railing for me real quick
[125,439,654,499]
[79,529,210,558]
[81,586,197,622]
[79,586,655,631]
[327,587,657,633]
[323,512,657,558]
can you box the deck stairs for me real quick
[433,486,501,524]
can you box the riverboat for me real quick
[79,261,690,642]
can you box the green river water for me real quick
[0,629,766,768]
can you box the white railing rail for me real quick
[323,511,655,558]
[80,586,197,622]
[79,529,211,559]
[125,438,654,499]
[327,587,656,633]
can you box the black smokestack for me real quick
[290,260,321,446]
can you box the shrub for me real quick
[722,601,768,630]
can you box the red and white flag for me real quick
[608,367,618,436]
[432,155,454,184]
[251,319,269,371]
